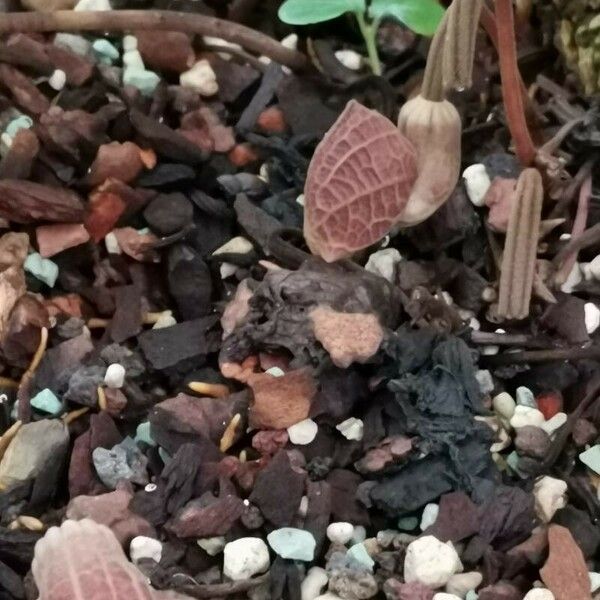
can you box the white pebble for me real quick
[315,594,343,600]
[335,49,364,70]
[54,33,92,56]
[560,262,583,293]
[104,363,125,389]
[296,194,305,206]
[180,59,218,96]
[590,572,600,593]
[152,311,176,330]
[105,231,121,254]
[434,595,462,600]
[336,417,364,441]
[445,572,483,598]
[219,262,238,279]
[541,412,567,436]
[301,566,328,600]
[493,392,516,420]
[581,262,594,281]
[298,495,309,517]
[213,236,253,256]
[129,535,162,564]
[462,164,491,207]
[266,366,285,377]
[197,536,225,556]
[123,49,145,70]
[475,370,494,395]
[145,483,157,492]
[75,0,111,9]
[48,69,66,91]
[585,302,600,334]
[420,503,439,531]
[589,255,600,280]
[281,33,298,50]
[559,233,571,241]
[365,248,402,283]
[287,419,318,445]
[469,317,481,331]
[523,589,555,600]
[533,476,567,523]
[123,35,138,51]
[326,522,354,545]
[350,525,366,544]
[404,536,463,588]
[510,405,545,429]
[223,537,270,580]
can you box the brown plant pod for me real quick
[303,100,417,262]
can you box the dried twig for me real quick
[482,345,600,366]
[0,10,308,71]
[553,219,600,270]
[17,327,48,424]
[554,175,592,286]
[497,168,543,320]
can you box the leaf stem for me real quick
[356,12,382,76]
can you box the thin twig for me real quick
[0,11,308,71]
[549,159,594,219]
[554,175,592,286]
[495,0,537,165]
[17,326,48,424]
[553,219,600,270]
[482,345,600,366]
[470,331,549,348]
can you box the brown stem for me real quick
[552,218,600,270]
[495,0,537,165]
[0,10,308,71]
[421,10,448,101]
[554,175,592,286]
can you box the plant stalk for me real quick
[356,12,382,76]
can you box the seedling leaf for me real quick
[369,0,445,36]
[278,0,366,25]
[304,100,417,262]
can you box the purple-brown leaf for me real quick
[0,180,85,223]
[304,100,417,262]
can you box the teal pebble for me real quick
[24,253,59,288]
[580,444,600,474]
[465,591,478,600]
[92,38,120,62]
[397,516,419,531]
[267,528,316,561]
[346,543,374,571]
[5,116,33,138]
[516,386,537,408]
[123,68,160,97]
[135,421,157,447]
[31,388,62,415]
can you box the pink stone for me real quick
[36,223,90,257]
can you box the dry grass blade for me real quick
[497,168,543,320]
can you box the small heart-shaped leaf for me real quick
[278,0,366,25]
[304,100,417,262]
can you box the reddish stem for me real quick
[494,0,537,166]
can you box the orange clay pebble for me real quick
[257,106,286,133]
[229,143,259,167]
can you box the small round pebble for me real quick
[287,419,318,445]
[462,164,491,207]
[350,525,367,544]
[336,417,364,441]
[346,542,375,570]
[510,405,545,429]
[420,503,439,531]
[123,34,138,51]
[327,522,354,545]
[180,59,218,96]
[334,49,363,70]
[104,363,126,388]
[446,571,483,597]
[48,69,66,91]
[434,595,462,600]
[589,572,600,593]
[364,248,402,282]
[523,589,555,600]
[129,535,162,564]
[197,536,225,556]
[268,527,316,561]
[301,566,328,600]
[475,370,494,395]
[223,537,270,580]
[404,536,463,588]
[213,236,254,256]
[585,302,600,334]
[493,392,516,420]
[516,386,537,408]
[281,33,298,50]
[515,426,551,459]
[533,476,567,523]
[541,412,567,436]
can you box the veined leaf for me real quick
[369,0,445,36]
[278,0,366,25]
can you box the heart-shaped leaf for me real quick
[369,0,445,36]
[278,0,366,25]
[304,100,417,262]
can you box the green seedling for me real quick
[278,0,445,75]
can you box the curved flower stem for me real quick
[495,0,537,165]
[0,10,308,71]
[355,12,382,76]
